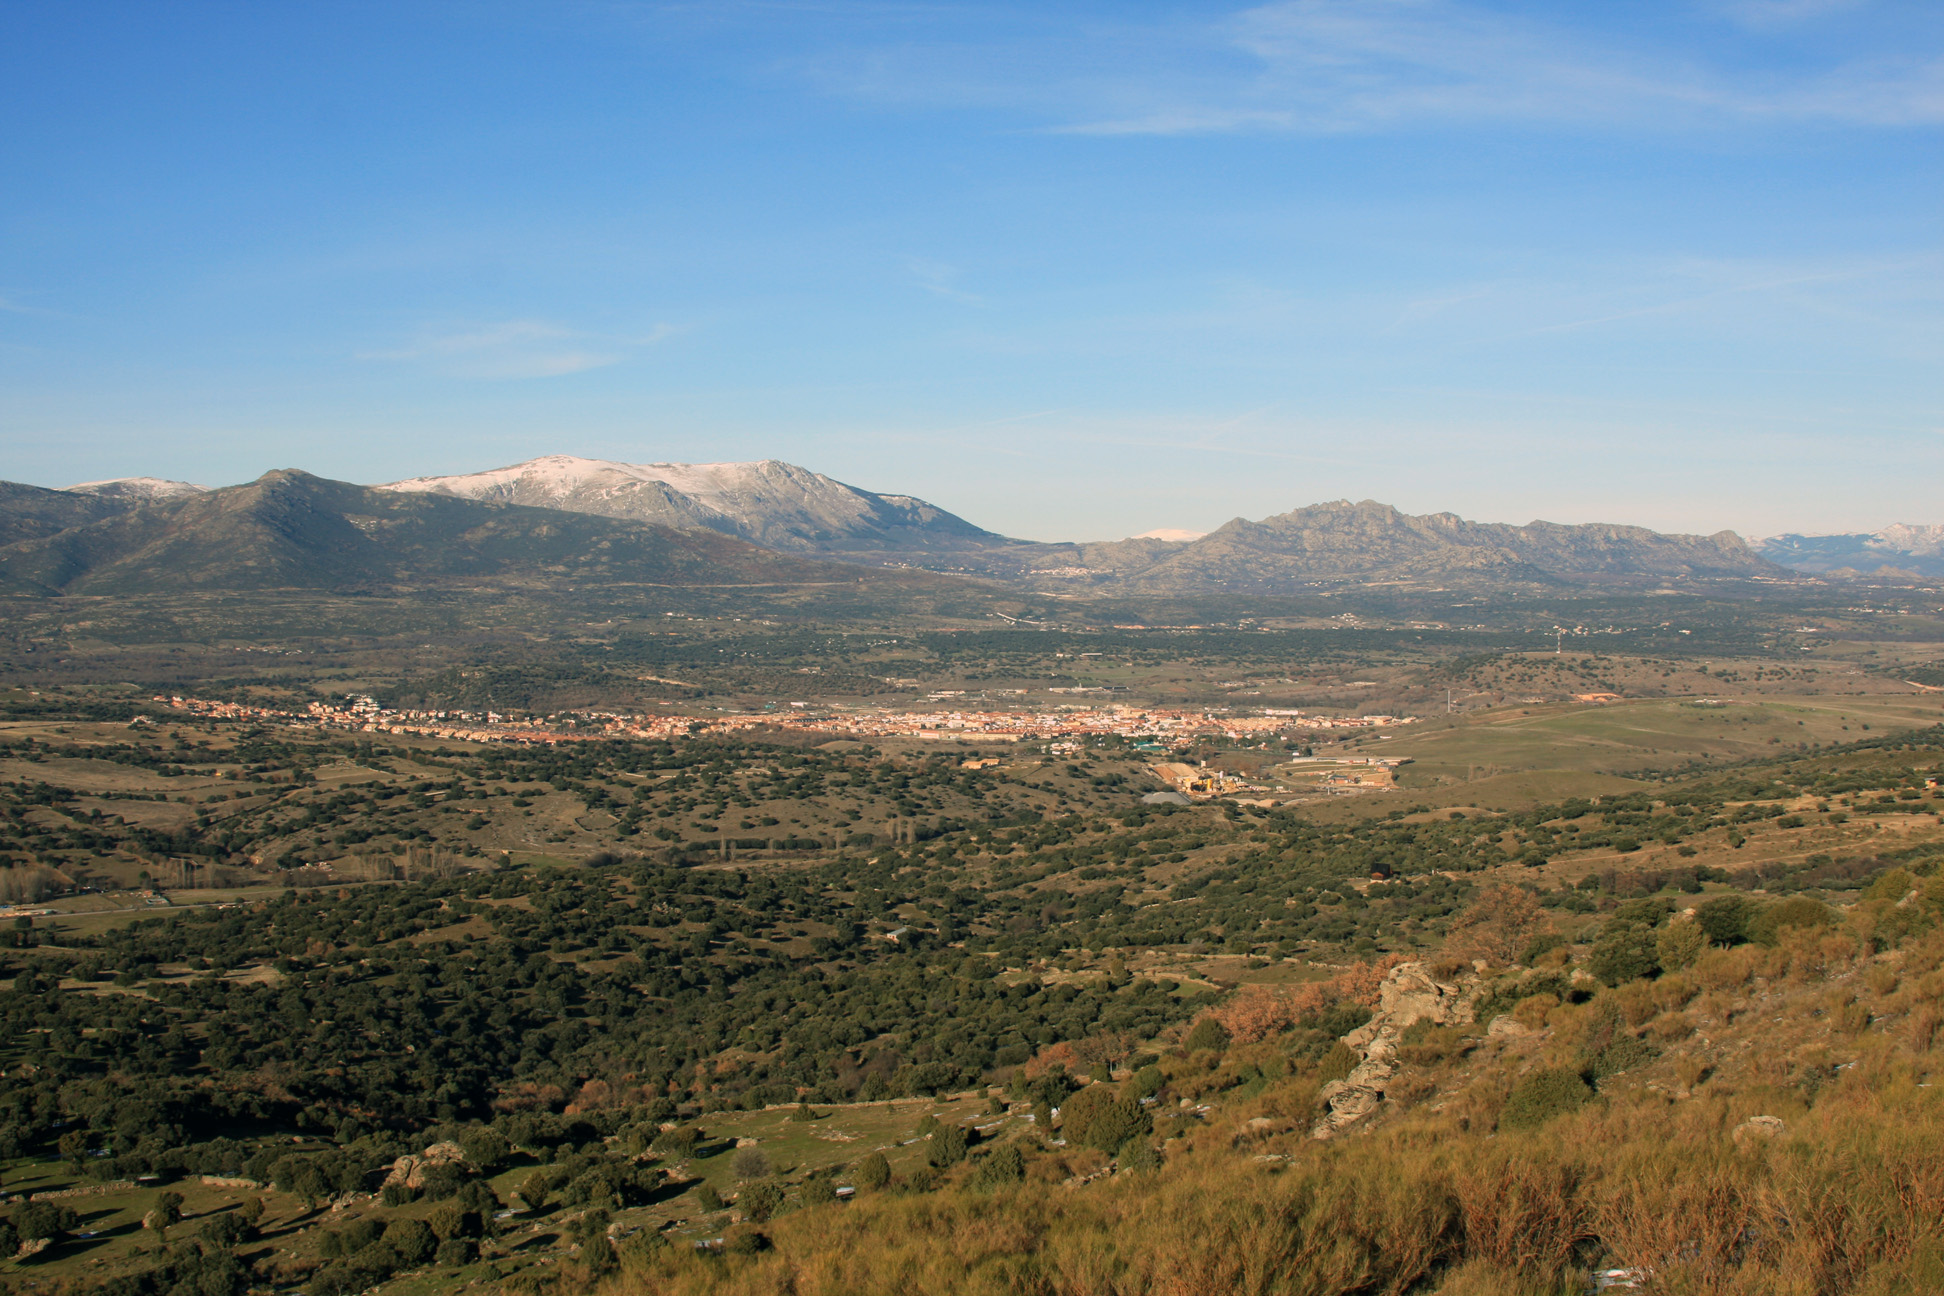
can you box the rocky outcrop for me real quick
[1311,961,1482,1140]
[383,1140,469,1189]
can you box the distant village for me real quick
[155,693,1414,752]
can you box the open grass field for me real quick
[1383,693,1944,788]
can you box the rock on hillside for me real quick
[1312,960,1483,1139]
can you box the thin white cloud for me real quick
[1713,0,1865,30]
[792,0,1944,134]
[903,256,982,304]
[360,319,679,380]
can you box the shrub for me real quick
[851,1152,891,1190]
[1698,896,1752,946]
[1589,922,1660,986]
[565,1208,611,1245]
[1185,1017,1231,1052]
[1117,1137,1162,1173]
[694,1184,724,1211]
[1657,917,1707,971]
[739,1179,785,1222]
[801,1177,839,1205]
[427,1202,481,1240]
[971,1143,1027,1189]
[1316,1041,1360,1082]
[434,1237,477,1266]
[1749,897,1836,947]
[458,1127,509,1171]
[383,1217,437,1268]
[1578,999,1658,1080]
[926,1122,972,1169]
[652,1126,701,1156]
[1499,1068,1594,1130]
[1521,932,1568,965]
[1060,1084,1152,1153]
[732,1146,772,1181]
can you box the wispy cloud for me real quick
[903,256,982,304]
[789,0,1944,135]
[360,319,679,380]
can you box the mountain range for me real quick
[1752,526,1944,580]
[0,454,1934,599]
[0,470,947,602]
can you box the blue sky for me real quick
[1,0,1938,541]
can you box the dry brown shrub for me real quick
[1611,982,1661,1028]
[1652,974,1698,1013]
[1650,1012,1695,1043]
[1510,994,1557,1030]
[1445,885,1552,968]
[1692,946,1760,992]
[1448,1146,1591,1278]
[1906,1004,1941,1052]
[1209,956,1404,1044]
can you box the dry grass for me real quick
[568,927,1944,1296]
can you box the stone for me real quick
[383,1140,471,1189]
[1309,959,1485,1140]
[1732,1115,1787,1145]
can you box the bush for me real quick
[458,1127,510,1171]
[1499,1068,1594,1130]
[1657,917,1707,971]
[801,1177,839,1205]
[1185,1017,1231,1052]
[1117,1137,1162,1173]
[1059,1083,1152,1153]
[926,1122,972,1169]
[1698,895,1752,946]
[738,1178,785,1222]
[427,1202,481,1240]
[1521,932,1568,965]
[1589,922,1660,986]
[1578,999,1658,1080]
[971,1143,1026,1189]
[383,1216,437,1267]
[694,1184,724,1211]
[652,1126,701,1156]
[732,1146,771,1181]
[1749,897,1836,947]
[851,1151,890,1190]
[1316,1041,1360,1083]
[434,1237,477,1266]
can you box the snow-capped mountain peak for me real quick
[65,476,208,501]
[378,455,997,553]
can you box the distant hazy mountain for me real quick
[1754,526,1944,579]
[0,469,960,599]
[1071,500,1791,593]
[381,456,1004,556]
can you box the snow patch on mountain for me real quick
[66,477,209,501]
